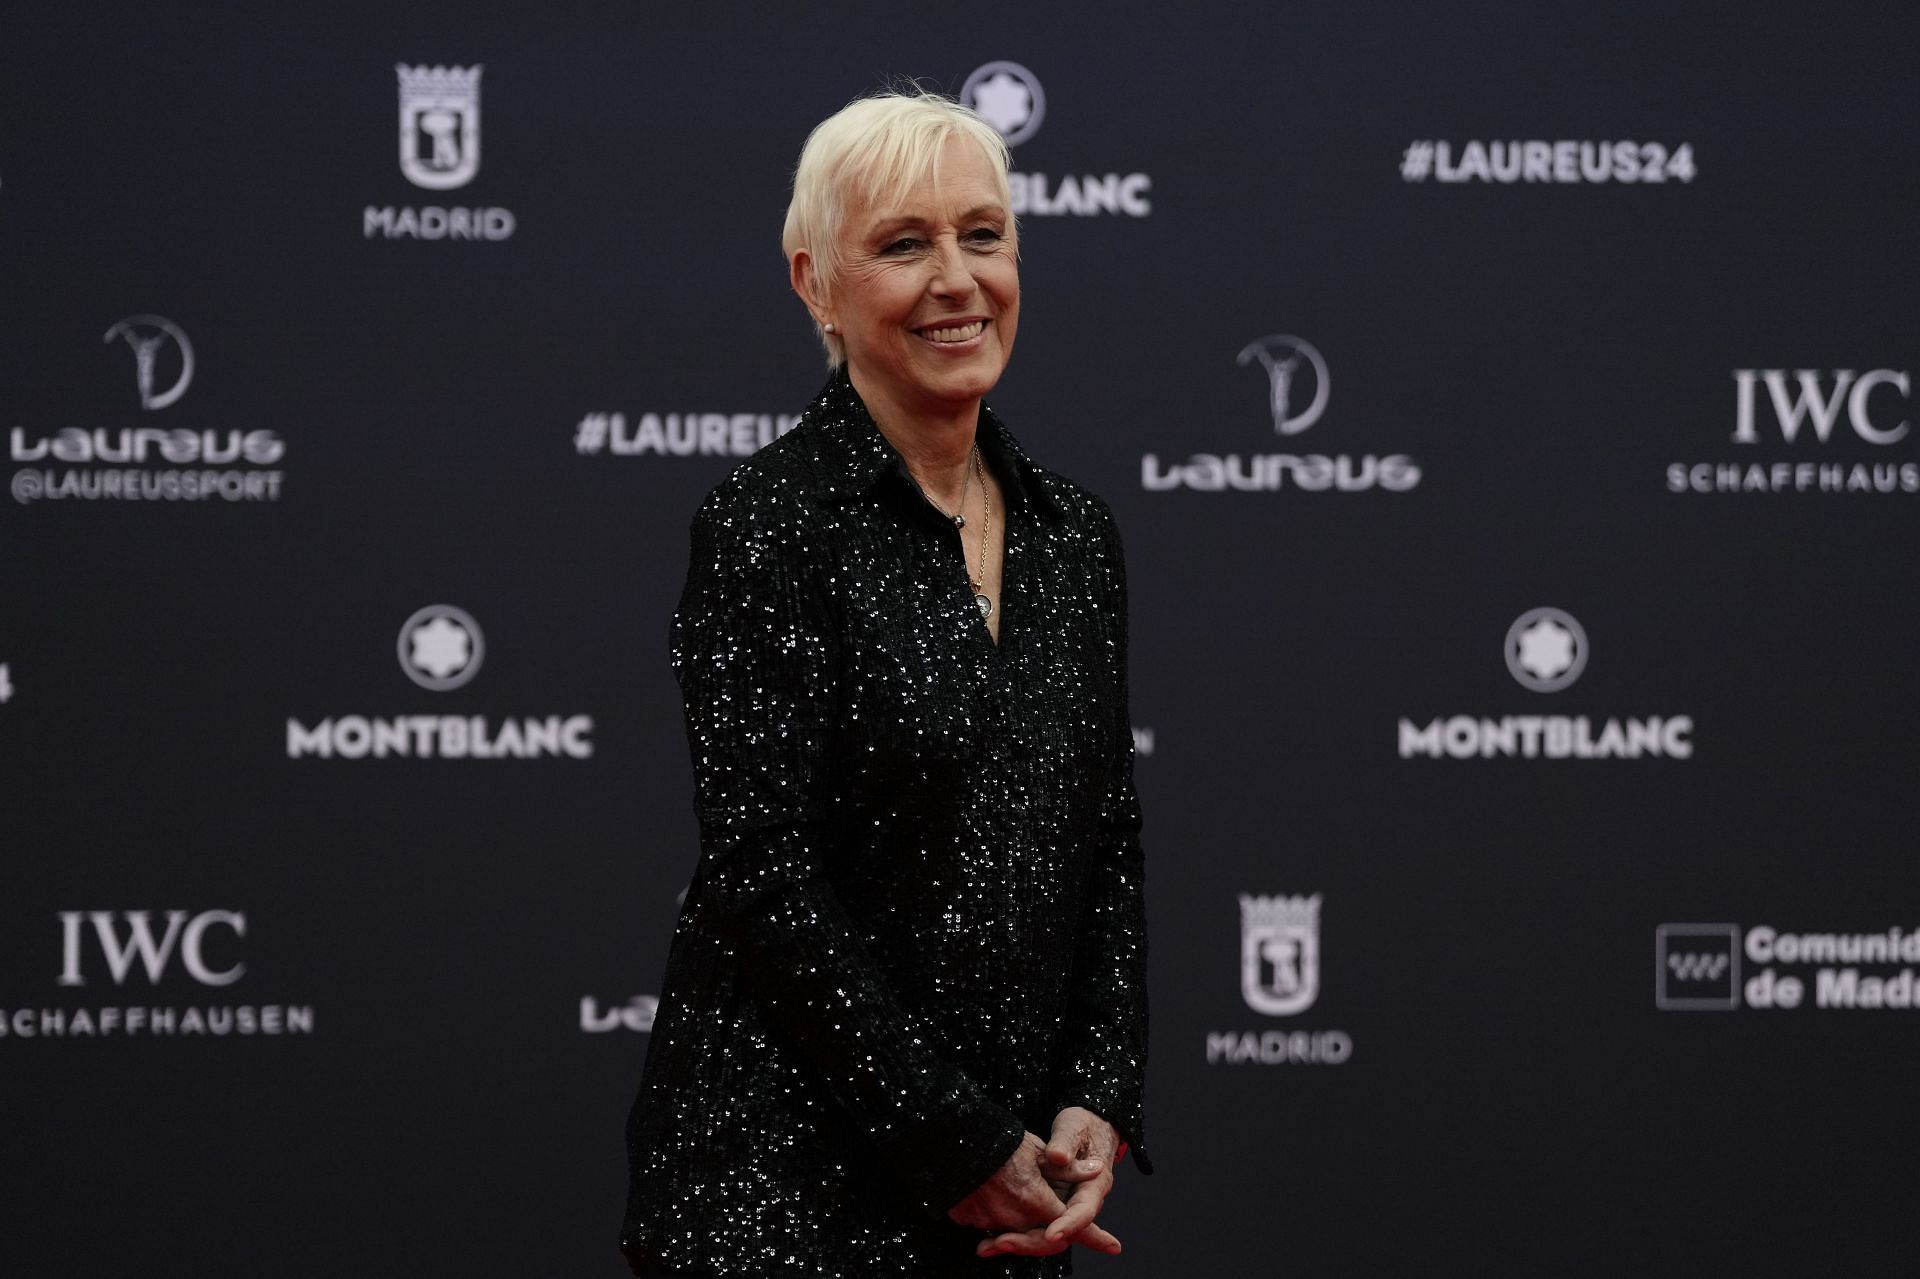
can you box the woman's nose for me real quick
[925,235,973,298]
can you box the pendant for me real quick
[975,593,993,619]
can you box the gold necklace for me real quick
[968,446,993,620]
[913,445,994,620]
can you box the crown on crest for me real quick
[396,64,483,103]
[1240,893,1321,930]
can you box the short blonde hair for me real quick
[782,89,1014,367]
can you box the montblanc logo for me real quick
[959,60,1149,218]
[399,604,484,691]
[1399,610,1693,760]
[961,61,1046,147]
[364,62,515,242]
[103,315,194,410]
[1142,333,1419,493]
[287,605,592,760]
[1667,365,1916,495]
[1207,892,1351,1066]
[0,910,316,1042]
[1657,922,1920,1012]
[1504,607,1588,693]
[9,318,286,505]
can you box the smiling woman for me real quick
[792,137,1020,451]
[620,88,1152,1278]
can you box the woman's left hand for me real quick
[976,1107,1122,1258]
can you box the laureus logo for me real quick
[398,604,484,691]
[1237,335,1329,436]
[960,60,1045,146]
[103,315,194,411]
[397,64,481,189]
[1504,607,1589,693]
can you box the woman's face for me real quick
[824,137,1019,422]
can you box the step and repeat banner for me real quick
[4,5,1916,1275]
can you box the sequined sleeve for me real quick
[670,481,1028,1214]
[1049,503,1154,1174]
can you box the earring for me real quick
[823,322,836,333]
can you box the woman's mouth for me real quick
[914,319,988,345]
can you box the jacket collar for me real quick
[803,367,1062,523]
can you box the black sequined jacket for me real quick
[621,370,1151,1277]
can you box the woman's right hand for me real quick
[946,1132,1123,1256]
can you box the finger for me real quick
[1017,1183,1068,1218]
[1049,1155,1105,1183]
[1075,1221,1124,1255]
[1045,1117,1088,1163]
[1043,1176,1110,1243]
[978,1228,1069,1258]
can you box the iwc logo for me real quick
[961,60,1046,147]
[1240,893,1319,1016]
[0,909,317,1042]
[1504,607,1588,693]
[102,315,194,411]
[398,604,484,691]
[1667,365,1917,495]
[397,64,481,189]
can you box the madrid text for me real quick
[1205,1030,1353,1065]
[364,206,516,240]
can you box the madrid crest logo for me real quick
[396,64,481,189]
[1240,894,1320,1016]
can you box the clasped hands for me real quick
[947,1107,1123,1259]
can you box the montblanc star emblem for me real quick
[1504,607,1589,692]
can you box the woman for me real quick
[621,88,1151,1277]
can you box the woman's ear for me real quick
[790,250,828,324]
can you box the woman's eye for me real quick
[882,237,922,254]
[965,228,1002,245]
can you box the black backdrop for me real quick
[5,4,1918,1275]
